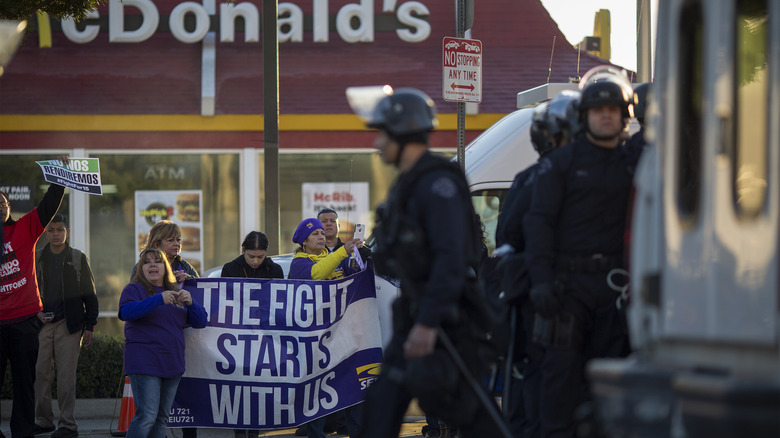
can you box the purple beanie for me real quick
[293,218,324,245]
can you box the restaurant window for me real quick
[471,189,507,254]
[89,152,240,312]
[732,0,769,218]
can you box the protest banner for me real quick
[170,267,383,429]
[35,158,103,195]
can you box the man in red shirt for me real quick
[1,158,67,438]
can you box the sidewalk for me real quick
[1,399,428,438]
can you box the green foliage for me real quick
[0,1,106,21]
[74,332,125,398]
[1,332,124,399]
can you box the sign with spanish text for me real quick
[170,269,383,429]
[442,37,483,103]
[301,182,370,236]
[134,190,204,274]
[35,158,103,195]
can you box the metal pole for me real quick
[456,0,466,170]
[263,0,280,255]
[637,0,652,82]
[438,329,513,438]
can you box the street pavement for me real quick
[1,399,429,438]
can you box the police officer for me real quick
[495,90,583,253]
[523,67,636,438]
[348,87,504,438]
[493,91,583,438]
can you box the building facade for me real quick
[0,0,615,314]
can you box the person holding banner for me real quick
[288,218,362,281]
[221,231,283,280]
[1,157,67,438]
[118,248,208,438]
[221,231,281,438]
[289,218,364,438]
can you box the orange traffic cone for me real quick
[111,377,136,437]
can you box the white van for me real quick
[464,82,635,253]
[587,1,779,437]
[465,107,540,252]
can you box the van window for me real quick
[676,0,703,221]
[472,189,507,254]
[733,0,769,218]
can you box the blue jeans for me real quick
[127,374,182,438]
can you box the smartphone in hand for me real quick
[354,224,365,241]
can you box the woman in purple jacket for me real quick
[119,248,208,438]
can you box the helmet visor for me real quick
[346,85,394,124]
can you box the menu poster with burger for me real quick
[134,190,204,275]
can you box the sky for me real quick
[539,0,657,73]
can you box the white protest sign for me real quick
[35,158,103,195]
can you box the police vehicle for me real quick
[585,1,779,437]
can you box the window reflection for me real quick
[472,189,508,254]
[733,0,768,217]
[89,153,241,314]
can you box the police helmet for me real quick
[530,102,552,155]
[578,66,634,119]
[366,88,438,136]
[546,90,582,143]
[632,82,651,123]
[530,91,583,156]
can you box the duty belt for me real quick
[555,253,623,273]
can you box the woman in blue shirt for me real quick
[119,248,208,438]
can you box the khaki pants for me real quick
[35,319,82,431]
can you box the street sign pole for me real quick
[456,0,466,170]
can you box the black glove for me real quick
[530,282,561,318]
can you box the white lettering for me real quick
[170,2,210,43]
[0,277,27,293]
[251,387,273,424]
[278,3,304,43]
[319,372,338,409]
[382,0,397,13]
[312,0,328,42]
[336,0,373,43]
[220,2,260,43]
[66,0,433,45]
[209,384,241,424]
[294,284,314,328]
[62,9,100,44]
[396,2,431,43]
[274,387,296,425]
[242,283,262,325]
[109,0,159,43]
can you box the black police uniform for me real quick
[523,136,636,438]
[358,152,502,438]
[495,164,537,249]
[494,163,545,438]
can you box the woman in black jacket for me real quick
[220,231,282,438]
[221,231,283,279]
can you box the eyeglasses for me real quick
[0,202,9,208]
